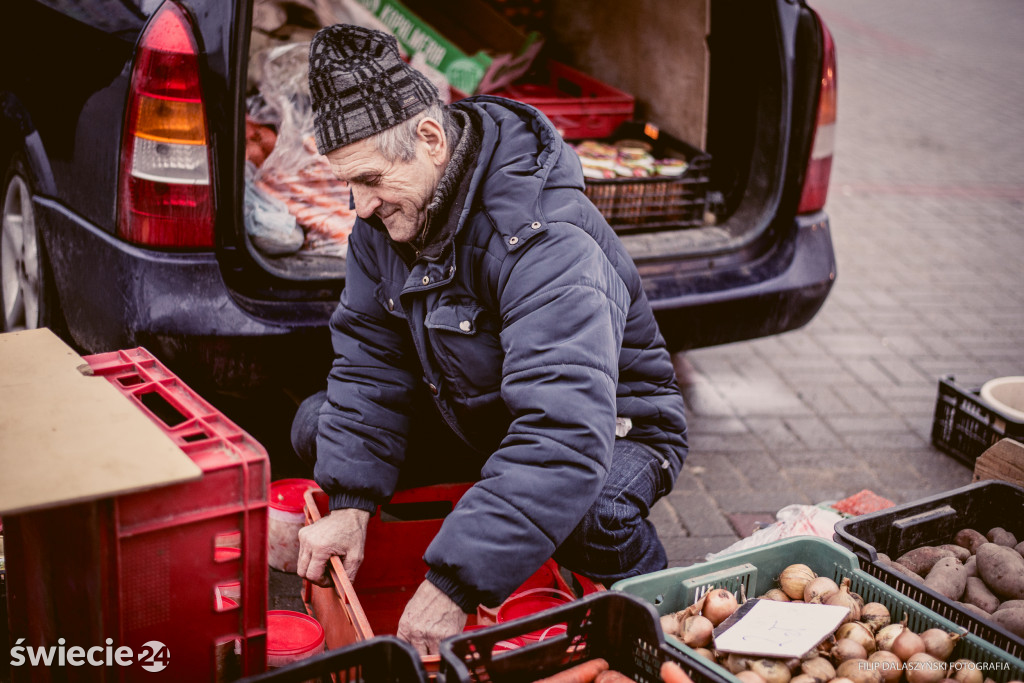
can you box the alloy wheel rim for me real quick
[1,174,41,331]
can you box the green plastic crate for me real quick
[612,536,1024,683]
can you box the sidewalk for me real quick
[653,0,1024,567]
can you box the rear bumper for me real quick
[35,198,332,390]
[647,212,836,351]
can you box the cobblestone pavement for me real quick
[654,0,1024,567]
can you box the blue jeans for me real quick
[552,438,671,584]
[291,392,671,585]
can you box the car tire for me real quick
[1,153,65,334]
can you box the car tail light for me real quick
[797,14,837,214]
[118,1,214,248]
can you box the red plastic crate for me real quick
[492,60,635,139]
[4,347,269,681]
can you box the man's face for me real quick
[326,121,446,243]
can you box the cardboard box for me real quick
[353,0,543,94]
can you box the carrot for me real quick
[535,658,610,683]
[595,671,639,683]
[660,661,695,683]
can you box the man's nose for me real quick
[350,185,381,219]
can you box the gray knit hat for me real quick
[308,25,440,155]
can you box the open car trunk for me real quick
[232,0,809,314]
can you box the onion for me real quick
[680,615,714,648]
[761,588,792,602]
[837,658,883,683]
[836,622,876,655]
[905,653,946,683]
[827,578,864,623]
[792,675,818,683]
[725,653,756,675]
[703,588,740,626]
[804,576,840,604]
[949,659,983,683]
[875,616,909,652]
[891,628,927,663]
[660,613,681,637]
[779,564,817,600]
[868,650,904,683]
[832,638,868,664]
[861,603,892,633]
[693,647,716,663]
[919,628,961,661]
[749,659,792,683]
[737,672,768,683]
[800,656,836,682]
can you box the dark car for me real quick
[0,0,836,396]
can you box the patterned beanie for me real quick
[308,25,440,155]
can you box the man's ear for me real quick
[417,117,447,164]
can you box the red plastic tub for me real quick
[266,610,326,668]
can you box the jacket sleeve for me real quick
[423,225,628,611]
[314,220,419,512]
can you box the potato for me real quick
[997,599,1024,612]
[964,555,978,578]
[954,529,988,555]
[878,558,924,583]
[987,527,1018,548]
[939,544,972,563]
[962,576,1000,613]
[989,607,1024,637]
[957,600,992,618]
[1016,541,1024,558]
[976,543,1024,600]
[924,556,968,600]
[897,546,956,576]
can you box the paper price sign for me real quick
[713,599,851,658]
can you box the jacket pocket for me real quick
[425,301,503,401]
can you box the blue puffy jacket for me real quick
[315,96,688,610]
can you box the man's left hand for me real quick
[396,580,468,655]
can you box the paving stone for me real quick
[727,513,778,539]
[663,489,735,537]
[663,536,741,568]
[742,417,806,451]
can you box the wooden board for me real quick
[0,328,202,515]
[546,0,710,149]
[973,438,1024,488]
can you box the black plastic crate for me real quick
[439,591,728,683]
[834,480,1024,660]
[237,636,426,683]
[932,375,1024,466]
[582,122,712,233]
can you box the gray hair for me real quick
[370,101,458,162]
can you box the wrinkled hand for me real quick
[396,580,468,655]
[296,508,371,586]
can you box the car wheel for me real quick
[1,155,63,333]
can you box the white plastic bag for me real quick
[704,505,845,561]
[244,162,304,256]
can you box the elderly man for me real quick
[293,24,688,655]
